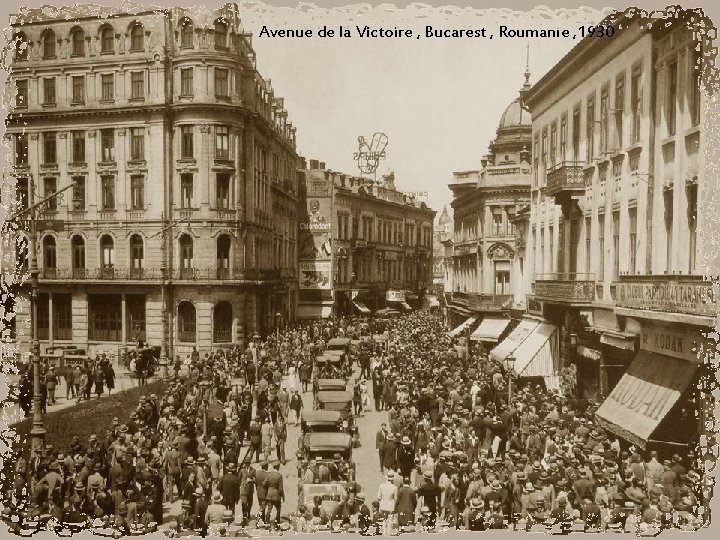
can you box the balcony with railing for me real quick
[40,267,163,281]
[533,273,596,305]
[545,161,585,203]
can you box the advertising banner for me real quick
[299,261,331,289]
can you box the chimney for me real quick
[309,159,319,170]
[319,162,326,170]
[300,157,307,169]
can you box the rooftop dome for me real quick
[498,98,531,129]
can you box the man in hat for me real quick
[205,491,226,530]
[377,471,398,520]
[263,461,284,526]
[417,471,441,528]
[395,476,417,527]
[376,423,388,472]
[218,463,240,511]
[381,433,398,473]
[397,436,415,480]
[356,493,372,533]
[255,461,269,523]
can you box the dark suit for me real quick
[395,485,417,526]
[218,472,240,510]
[263,470,284,524]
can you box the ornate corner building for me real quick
[4,3,300,360]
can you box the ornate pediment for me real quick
[487,242,514,260]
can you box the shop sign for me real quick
[641,326,706,363]
[386,290,406,302]
[616,279,715,317]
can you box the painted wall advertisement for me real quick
[299,261,331,289]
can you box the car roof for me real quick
[316,390,354,403]
[302,411,342,423]
[327,338,351,346]
[304,432,353,450]
[318,378,347,386]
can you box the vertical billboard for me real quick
[299,171,333,296]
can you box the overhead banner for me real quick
[299,261,331,289]
[386,290,406,302]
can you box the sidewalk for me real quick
[1,370,157,427]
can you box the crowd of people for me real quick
[2,309,707,536]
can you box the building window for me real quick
[101,129,115,162]
[131,71,144,100]
[16,177,29,210]
[180,19,194,47]
[178,301,196,342]
[586,96,595,163]
[691,47,701,127]
[597,214,605,280]
[71,28,85,56]
[569,218,579,274]
[550,122,557,166]
[612,211,620,280]
[43,236,56,268]
[130,175,144,209]
[44,177,57,211]
[614,75,625,149]
[43,133,56,164]
[130,127,144,160]
[492,208,503,236]
[494,262,510,295]
[100,235,114,268]
[217,235,231,277]
[214,20,228,49]
[130,24,144,51]
[180,68,193,96]
[541,127,548,180]
[71,235,85,270]
[180,174,193,208]
[215,68,229,97]
[216,173,230,209]
[628,207,637,275]
[89,294,122,341]
[101,175,115,210]
[180,126,193,158]
[666,60,678,136]
[631,67,642,143]
[572,106,581,162]
[16,234,28,272]
[43,30,56,58]
[43,78,56,105]
[15,79,28,108]
[559,114,567,161]
[72,176,85,210]
[179,234,193,269]
[213,302,232,343]
[71,131,85,163]
[72,75,85,103]
[15,133,28,165]
[130,234,144,269]
[585,217,591,275]
[38,294,49,340]
[216,125,229,158]
[14,33,28,62]
[548,225,554,273]
[665,190,673,272]
[532,134,539,186]
[600,85,610,155]
[101,26,115,53]
[53,294,72,340]
[101,74,114,101]
[687,184,697,273]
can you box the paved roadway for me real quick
[160,364,388,529]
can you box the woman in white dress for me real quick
[287,362,298,393]
[360,379,370,411]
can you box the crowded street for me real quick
[1,310,707,536]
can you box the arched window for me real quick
[214,20,227,49]
[180,18,194,48]
[129,23,144,51]
[71,27,85,56]
[71,235,85,274]
[177,301,196,342]
[130,234,144,270]
[43,30,56,58]
[213,301,232,342]
[217,234,231,278]
[100,235,114,268]
[179,234,194,278]
[42,236,56,269]
[100,26,114,53]
[14,33,28,61]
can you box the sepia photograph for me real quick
[0,0,718,537]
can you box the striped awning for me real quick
[470,317,511,342]
[448,317,477,338]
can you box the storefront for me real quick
[448,316,477,338]
[386,290,411,312]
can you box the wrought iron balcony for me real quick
[40,267,163,281]
[545,161,585,203]
[533,273,596,305]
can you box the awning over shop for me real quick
[595,351,699,449]
[489,319,539,363]
[353,300,371,314]
[511,322,559,389]
[470,317,511,342]
[448,317,477,338]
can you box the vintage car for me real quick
[301,410,343,433]
[299,432,355,481]
[315,390,353,415]
[326,337,352,354]
[299,483,350,524]
[317,378,348,392]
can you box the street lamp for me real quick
[9,179,75,458]
[506,354,516,404]
[275,312,282,339]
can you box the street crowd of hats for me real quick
[0,309,708,536]
[358,311,706,534]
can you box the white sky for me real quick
[239,4,610,215]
